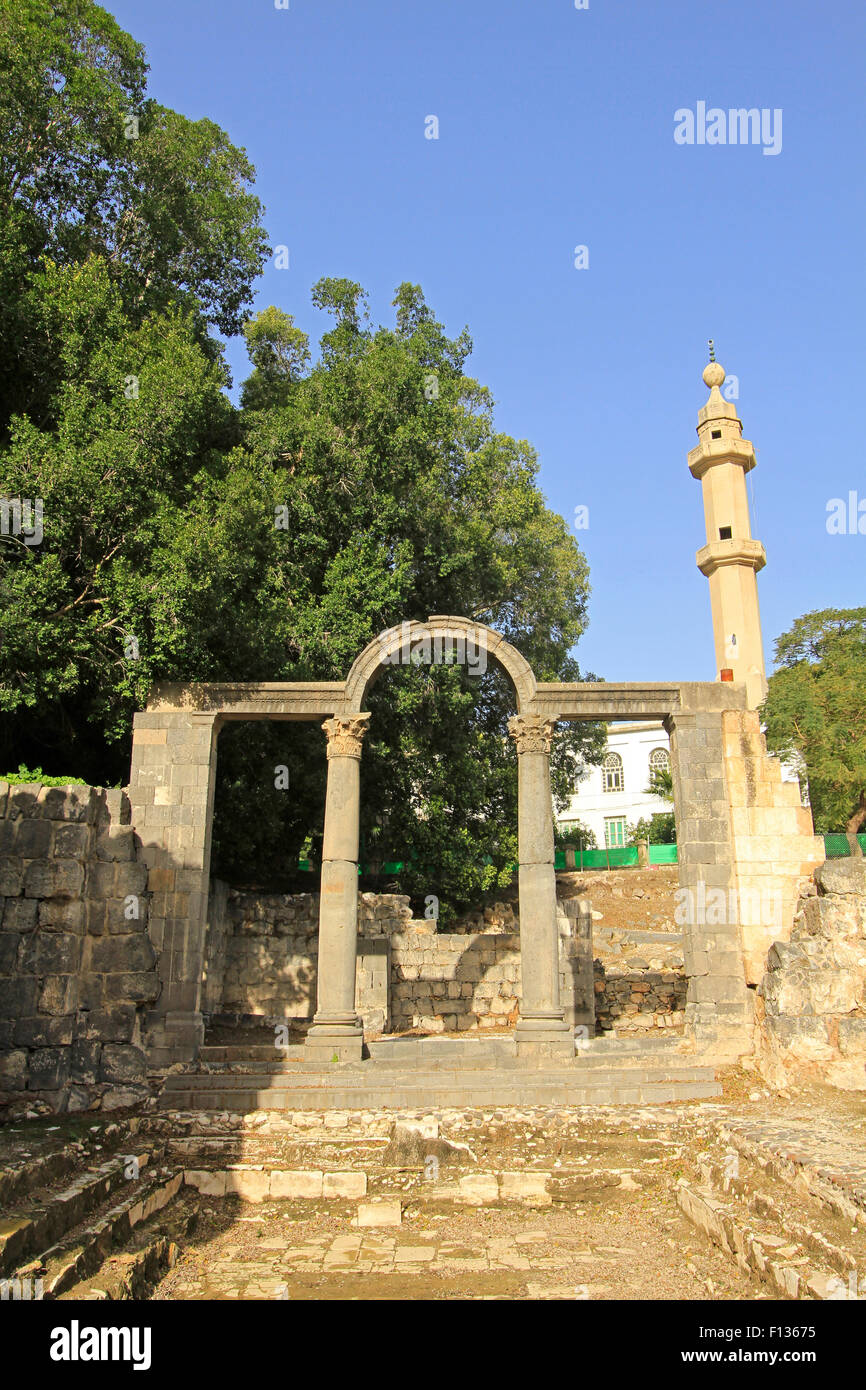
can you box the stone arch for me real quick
[343,615,537,713]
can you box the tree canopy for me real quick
[762,608,866,853]
[0,0,604,919]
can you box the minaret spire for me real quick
[688,352,768,708]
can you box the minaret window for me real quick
[719,525,732,540]
[602,751,624,793]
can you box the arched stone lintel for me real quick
[343,615,537,713]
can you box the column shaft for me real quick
[508,715,573,1059]
[305,714,370,1062]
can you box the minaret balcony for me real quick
[688,436,756,479]
[696,537,766,577]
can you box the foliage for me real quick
[554,820,598,851]
[0,0,605,915]
[761,608,866,850]
[3,764,88,786]
[628,812,676,845]
[645,766,674,802]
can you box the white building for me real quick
[557,722,673,850]
[557,721,806,850]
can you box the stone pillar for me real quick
[304,714,371,1062]
[127,709,221,1067]
[508,715,573,1060]
[666,694,754,1063]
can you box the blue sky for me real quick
[109,0,865,684]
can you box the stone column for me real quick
[127,709,221,1067]
[304,714,371,1062]
[508,715,573,1060]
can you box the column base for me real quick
[304,1014,364,1063]
[146,1010,205,1069]
[514,1011,574,1062]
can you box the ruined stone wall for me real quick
[593,964,687,1033]
[0,782,159,1115]
[756,858,866,1091]
[210,889,595,1037]
[722,710,824,985]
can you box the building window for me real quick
[605,816,627,848]
[648,747,670,776]
[602,751,624,793]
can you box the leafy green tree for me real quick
[645,766,674,802]
[208,281,606,914]
[0,0,268,436]
[761,608,866,854]
[628,812,676,845]
[554,820,598,851]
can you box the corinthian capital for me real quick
[507,714,557,756]
[322,713,371,760]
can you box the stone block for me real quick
[39,975,78,1015]
[38,898,85,932]
[88,934,156,974]
[102,971,160,1004]
[838,1018,866,1058]
[0,1049,28,1090]
[84,1005,137,1043]
[0,860,24,897]
[457,1173,500,1205]
[356,1199,402,1227]
[71,1040,102,1084]
[2,898,38,933]
[323,1171,367,1198]
[500,1172,551,1205]
[0,932,20,973]
[224,1169,270,1202]
[53,823,92,858]
[270,1170,324,1198]
[23,859,84,900]
[36,785,98,822]
[14,819,54,857]
[7,785,42,819]
[29,1047,71,1089]
[184,1170,226,1196]
[99,1044,147,1083]
[0,975,37,1017]
[14,1014,74,1047]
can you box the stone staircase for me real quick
[0,1120,197,1300]
[676,1115,866,1300]
[157,1033,722,1111]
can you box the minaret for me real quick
[688,346,767,709]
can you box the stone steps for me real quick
[0,1142,165,1277]
[3,1159,188,1300]
[676,1121,866,1301]
[158,1063,721,1111]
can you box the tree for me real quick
[628,812,676,845]
[207,281,607,913]
[0,0,269,436]
[645,766,674,802]
[761,608,866,855]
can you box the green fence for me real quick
[822,833,866,858]
[296,834,862,877]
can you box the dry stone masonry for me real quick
[0,782,158,1115]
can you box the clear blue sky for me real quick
[109,0,865,684]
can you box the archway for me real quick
[304,617,572,1062]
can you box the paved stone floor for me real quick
[153,1162,758,1300]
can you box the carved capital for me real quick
[507,714,557,756]
[322,713,371,760]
